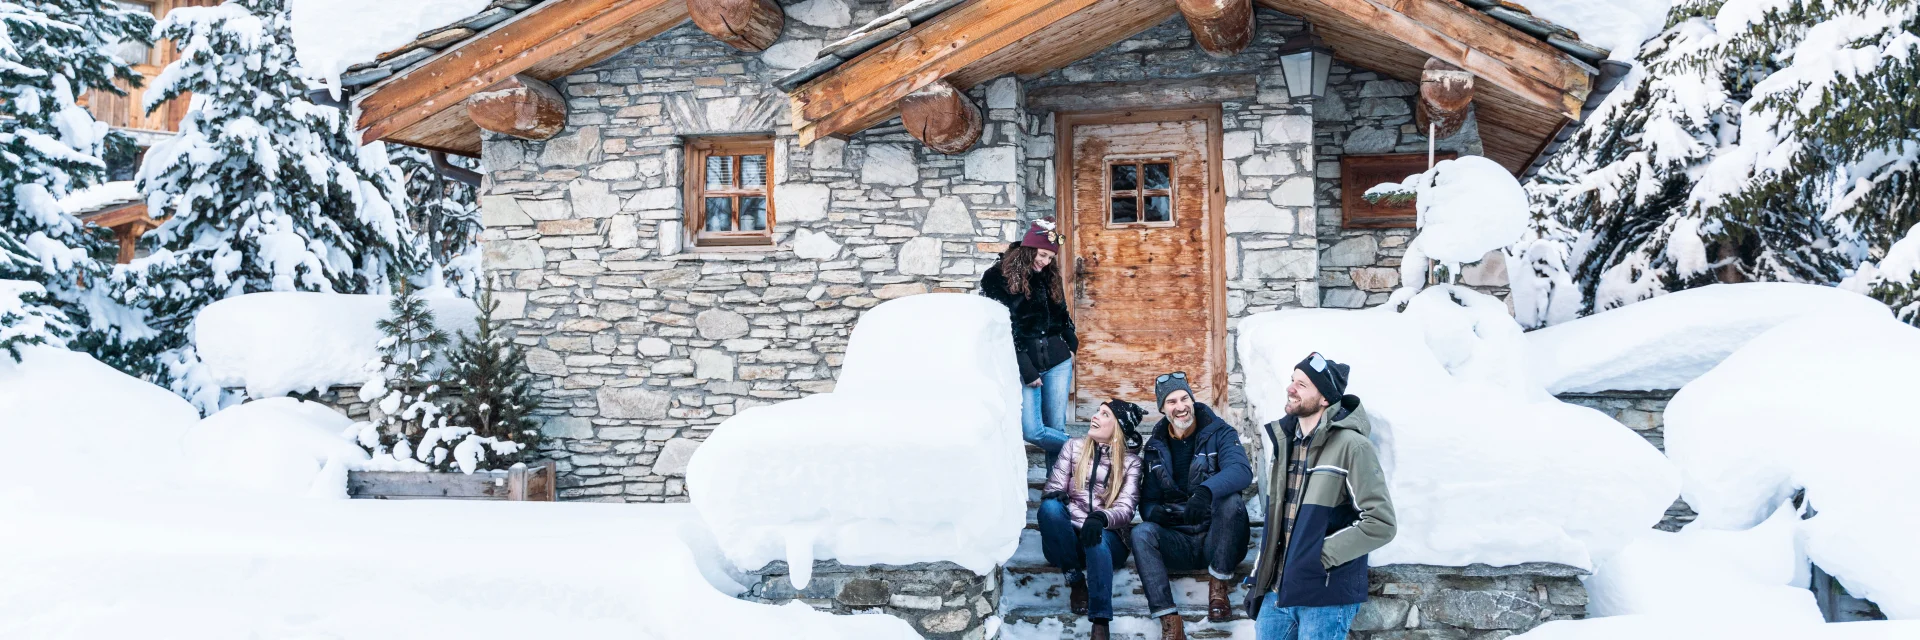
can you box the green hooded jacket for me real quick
[1246,395,1396,616]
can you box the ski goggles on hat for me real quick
[1156,371,1187,383]
[1307,352,1328,372]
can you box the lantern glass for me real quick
[1279,34,1334,100]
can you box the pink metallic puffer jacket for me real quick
[1043,437,1143,530]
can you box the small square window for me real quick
[685,136,776,247]
[1106,159,1175,227]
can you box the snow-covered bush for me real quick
[688,294,1027,586]
[343,286,522,474]
[1844,223,1920,325]
[1665,311,1920,617]
[438,288,545,468]
[1238,287,1678,570]
[0,279,72,360]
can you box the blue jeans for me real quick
[1022,357,1073,460]
[1036,499,1130,621]
[1254,594,1362,640]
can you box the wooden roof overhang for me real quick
[350,0,693,156]
[786,0,1601,175]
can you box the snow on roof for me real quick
[194,291,480,399]
[1528,283,1892,395]
[58,180,141,217]
[288,0,529,95]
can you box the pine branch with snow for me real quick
[0,279,73,361]
[348,284,459,470]
[388,146,481,296]
[440,287,546,470]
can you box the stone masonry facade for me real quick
[475,4,1516,502]
[742,560,999,640]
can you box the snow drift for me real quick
[1238,287,1678,570]
[1528,283,1891,394]
[183,398,370,499]
[688,294,1028,583]
[1665,311,1920,618]
[0,346,201,496]
[196,291,479,399]
[1583,502,1818,621]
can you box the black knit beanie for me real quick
[1295,352,1351,406]
[1104,399,1146,448]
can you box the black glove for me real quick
[1185,486,1213,525]
[1042,490,1067,502]
[1245,587,1264,620]
[1078,512,1108,546]
[1147,505,1180,526]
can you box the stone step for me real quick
[997,612,1253,639]
[1006,528,1261,577]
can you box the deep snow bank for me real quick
[688,294,1027,583]
[196,291,478,399]
[0,346,200,495]
[1512,617,1920,640]
[1238,288,1677,569]
[1583,502,1817,621]
[1528,283,1890,394]
[183,398,370,499]
[1665,312,1920,617]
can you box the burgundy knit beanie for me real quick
[1020,218,1061,252]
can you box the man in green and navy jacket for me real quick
[1246,352,1396,640]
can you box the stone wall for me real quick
[479,0,1033,502]
[740,560,999,640]
[1558,390,1696,531]
[1353,563,1588,639]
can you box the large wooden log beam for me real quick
[1417,59,1475,139]
[1174,0,1254,56]
[465,74,568,140]
[687,0,784,52]
[899,80,983,154]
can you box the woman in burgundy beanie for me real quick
[979,217,1077,460]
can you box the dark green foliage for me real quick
[442,288,545,467]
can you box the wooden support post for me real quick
[899,80,983,155]
[465,74,568,141]
[688,0,784,52]
[1175,0,1254,57]
[1417,58,1475,140]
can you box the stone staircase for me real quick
[999,425,1264,639]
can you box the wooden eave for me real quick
[80,201,152,229]
[787,0,1598,175]
[351,0,691,156]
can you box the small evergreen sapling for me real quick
[442,288,544,467]
[351,285,451,467]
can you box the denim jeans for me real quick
[1036,498,1130,621]
[1129,492,1251,617]
[1254,594,1362,640]
[1022,356,1073,460]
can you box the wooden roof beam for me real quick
[1176,0,1255,57]
[687,0,785,52]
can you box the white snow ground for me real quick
[689,293,1028,584]
[195,290,479,399]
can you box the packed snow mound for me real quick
[0,346,199,496]
[1529,283,1891,394]
[1584,502,1818,621]
[1238,291,1678,570]
[0,499,919,639]
[196,291,479,399]
[688,294,1027,583]
[1520,0,1673,60]
[182,398,369,499]
[288,0,492,95]
[1406,155,1531,266]
[1513,617,1920,640]
[1665,311,1920,617]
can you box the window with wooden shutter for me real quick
[684,136,775,247]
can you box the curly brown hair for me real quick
[999,245,1064,303]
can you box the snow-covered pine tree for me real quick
[117,0,421,402]
[350,284,451,467]
[441,287,544,467]
[1528,0,1917,314]
[1845,223,1920,324]
[389,146,481,295]
[0,279,73,360]
[0,1,152,355]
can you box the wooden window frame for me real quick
[1104,156,1177,229]
[683,136,776,248]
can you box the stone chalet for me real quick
[334,0,1627,502]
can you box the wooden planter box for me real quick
[348,460,557,501]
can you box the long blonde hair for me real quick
[1072,422,1129,508]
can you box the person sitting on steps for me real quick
[1132,372,1253,640]
[1037,399,1145,640]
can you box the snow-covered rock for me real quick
[195,291,480,399]
[1665,311,1920,617]
[688,294,1026,584]
[1238,288,1678,570]
[1528,283,1891,394]
[1584,503,1818,621]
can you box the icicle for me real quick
[785,526,818,590]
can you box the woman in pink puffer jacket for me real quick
[1037,399,1145,640]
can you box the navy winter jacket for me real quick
[1138,402,1252,528]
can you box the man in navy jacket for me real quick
[1131,372,1252,640]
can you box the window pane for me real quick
[739,197,767,231]
[704,197,734,231]
[740,154,767,187]
[1144,162,1171,190]
[1110,197,1138,224]
[705,155,734,189]
[1110,164,1137,191]
[1144,196,1171,223]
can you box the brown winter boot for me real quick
[1069,578,1089,616]
[1160,613,1188,640]
[1089,619,1110,640]
[1207,577,1232,622]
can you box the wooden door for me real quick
[1060,108,1225,419]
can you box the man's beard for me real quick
[1170,411,1194,430]
[1285,396,1315,417]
